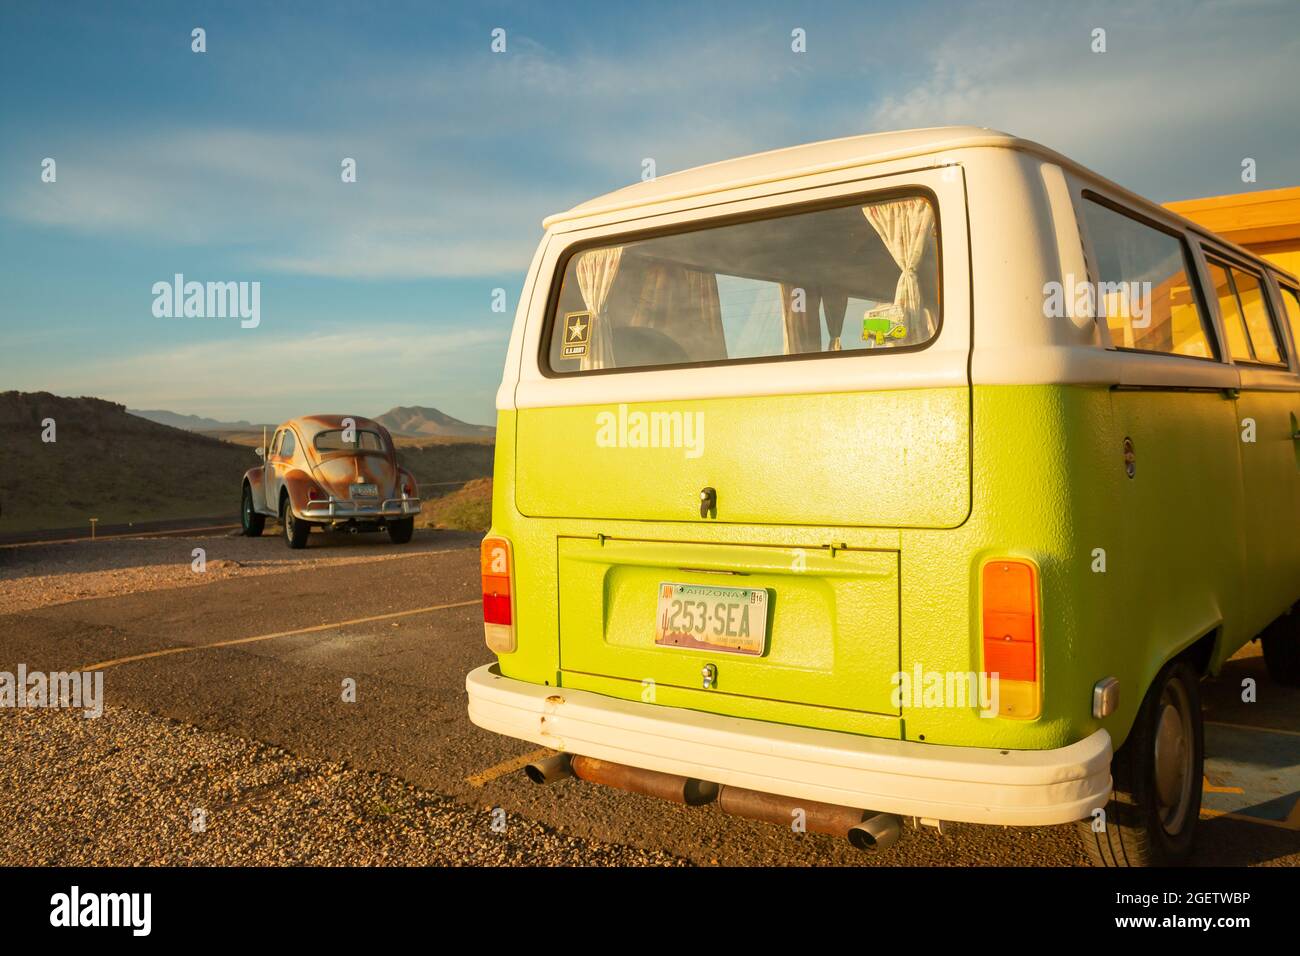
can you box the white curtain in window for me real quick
[862,199,934,343]
[779,284,822,355]
[821,289,848,351]
[575,247,623,370]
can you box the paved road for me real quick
[2,529,1297,866]
[0,514,238,546]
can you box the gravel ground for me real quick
[0,706,688,866]
[0,531,468,615]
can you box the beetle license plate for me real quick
[654,582,768,656]
[350,483,379,498]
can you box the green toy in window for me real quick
[862,305,907,347]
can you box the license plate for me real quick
[654,582,768,656]
[350,483,378,498]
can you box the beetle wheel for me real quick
[241,484,265,537]
[281,495,310,549]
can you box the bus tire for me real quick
[1077,658,1203,867]
[1261,613,1300,687]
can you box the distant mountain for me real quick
[130,404,493,439]
[129,408,258,431]
[373,405,495,439]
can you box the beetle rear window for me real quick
[546,193,940,374]
[314,429,386,452]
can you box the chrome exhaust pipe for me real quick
[524,752,573,784]
[848,812,902,851]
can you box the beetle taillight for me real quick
[481,536,515,653]
[981,558,1041,719]
[307,487,324,501]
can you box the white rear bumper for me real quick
[466,664,1112,826]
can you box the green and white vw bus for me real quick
[467,127,1300,865]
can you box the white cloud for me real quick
[0,30,795,280]
[861,0,1300,198]
[5,2,1298,283]
[259,235,537,280]
[3,127,546,277]
[5,324,507,422]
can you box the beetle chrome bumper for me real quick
[299,496,421,519]
[466,664,1113,827]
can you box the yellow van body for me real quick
[467,128,1300,863]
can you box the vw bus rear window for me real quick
[545,192,940,374]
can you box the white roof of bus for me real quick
[541,125,1296,283]
[545,127,1042,228]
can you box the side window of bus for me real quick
[1205,259,1253,362]
[1280,286,1300,366]
[1231,267,1284,365]
[1206,258,1285,366]
[1081,198,1213,359]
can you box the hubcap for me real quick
[284,508,293,539]
[1153,680,1194,834]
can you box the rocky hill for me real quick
[0,391,255,533]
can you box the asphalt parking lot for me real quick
[1,527,1297,866]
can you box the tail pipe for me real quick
[571,755,719,806]
[524,753,719,807]
[848,812,902,851]
[524,753,574,785]
[524,754,901,851]
[717,785,901,851]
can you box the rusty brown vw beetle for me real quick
[240,415,421,548]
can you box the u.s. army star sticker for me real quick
[562,311,591,357]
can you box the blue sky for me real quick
[2,0,1298,425]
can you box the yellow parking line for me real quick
[1202,775,1244,795]
[466,748,556,787]
[1206,720,1300,738]
[80,599,479,671]
[1200,722,1300,830]
[1199,806,1300,831]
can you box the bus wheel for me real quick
[1261,614,1300,686]
[1078,658,1203,867]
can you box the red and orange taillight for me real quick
[307,486,325,501]
[480,536,516,653]
[981,558,1041,719]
